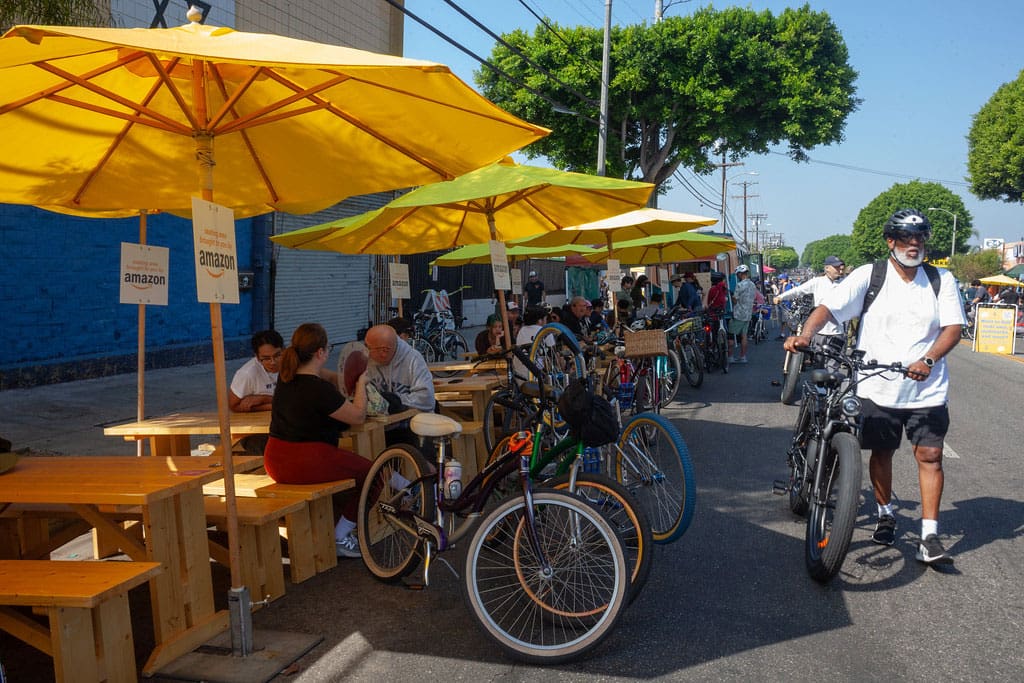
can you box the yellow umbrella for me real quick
[0,14,548,670]
[979,274,1022,287]
[431,242,604,267]
[0,20,548,216]
[578,231,737,265]
[513,207,718,252]
[272,159,654,342]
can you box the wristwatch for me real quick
[921,356,935,368]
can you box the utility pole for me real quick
[713,151,743,233]
[749,213,768,250]
[596,0,612,176]
[730,182,759,249]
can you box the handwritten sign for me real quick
[119,242,169,306]
[489,240,510,290]
[389,262,410,299]
[606,259,621,292]
[191,197,239,304]
[510,267,522,295]
[974,304,1017,355]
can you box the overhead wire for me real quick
[767,150,972,188]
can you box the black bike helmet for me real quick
[883,209,931,240]
[709,271,725,284]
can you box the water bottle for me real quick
[582,446,601,473]
[617,381,634,409]
[442,458,462,500]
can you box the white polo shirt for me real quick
[821,261,965,409]
[230,356,278,398]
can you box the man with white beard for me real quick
[785,209,965,565]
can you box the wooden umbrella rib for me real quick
[0,48,143,115]
[145,53,201,132]
[329,206,422,254]
[37,61,192,134]
[212,69,346,135]
[517,194,563,231]
[492,185,547,213]
[204,63,263,132]
[209,65,279,204]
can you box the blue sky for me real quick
[403,0,1024,256]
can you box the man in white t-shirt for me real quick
[775,255,848,360]
[728,265,756,363]
[785,209,965,565]
[230,329,284,412]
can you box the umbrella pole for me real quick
[137,211,147,457]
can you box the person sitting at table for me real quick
[364,324,436,447]
[265,322,370,559]
[561,295,594,342]
[475,314,505,356]
[229,329,284,454]
[229,329,283,413]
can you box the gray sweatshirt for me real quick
[366,340,436,412]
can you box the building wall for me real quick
[0,0,402,388]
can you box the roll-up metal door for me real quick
[272,192,395,346]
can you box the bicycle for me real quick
[668,312,705,388]
[699,309,730,374]
[357,348,632,663]
[779,294,816,404]
[772,340,908,582]
[749,304,770,344]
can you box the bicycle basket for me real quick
[624,329,668,358]
[678,316,702,334]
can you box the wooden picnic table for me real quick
[0,454,261,675]
[433,375,499,425]
[428,358,506,376]
[104,409,416,461]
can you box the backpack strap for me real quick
[861,259,888,317]
[921,262,942,298]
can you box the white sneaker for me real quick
[735,357,749,364]
[335,533,361,558]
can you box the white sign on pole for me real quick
[389,262,410,299]
[510,268,523,295]
[657,267,669,287]
[119,242,170,306]
[983,238,1004,249]
[489,240,511,290]
[191,197,239,304]
[607,259,621,292]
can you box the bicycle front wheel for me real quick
[528,322,586,387]
[412,337,436,364]
[483,388,530,454]
[658,350,682,405]
[716,327,730,374]
[805,432,861,583]
[677,338,704,388]
[546,472,654,604]
[614,412,696,543]
[462,489,630,664]
[780,350,803,404]
[357,444,435,582]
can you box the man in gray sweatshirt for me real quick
[364,324,435,413]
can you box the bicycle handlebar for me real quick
[796,340,909,377]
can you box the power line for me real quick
[767,150,972,188]
[516,0,602,76]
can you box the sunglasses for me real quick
[891,230,930,244]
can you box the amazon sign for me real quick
[119,242,169,306]
[191,197,240,305]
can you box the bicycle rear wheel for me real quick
[412,337,436,364]
[462,489,630,664]
[716,327,730,374]
[613,412,696,543]
[658,350,682,405]
[357,444,435,582]
[483,388,531,454]
[805,432,861,583]
[787,394,815,516]
[546,472,654,604]
[780,350,803,404]
[677,338,704,388]
[528,322,586,387]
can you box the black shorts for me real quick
[859,399,950,450]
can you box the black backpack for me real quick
[558,378,619,447]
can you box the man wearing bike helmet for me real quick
[774,255,847,354]
[785,209,965,565]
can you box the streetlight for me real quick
[926,207,958,257]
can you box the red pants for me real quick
[264,437,371,520]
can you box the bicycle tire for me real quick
[805,432,862,583]
[462,489,630,664]
[780,350,803,404]
[545,472,654,604]
[787,395,815,516]
[528,322,586,387]
[659,350,682,405]
[613,412,696,543]
[483,388,529,455]
[631,362,656,415]
[357,444,435,582]
[412,337,436,364]
[716,327,729,374]
[676,338,704,388]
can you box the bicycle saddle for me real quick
[410,412,463,438]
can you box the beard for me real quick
[891,244,925,267]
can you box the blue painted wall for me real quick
[0,204,261,388]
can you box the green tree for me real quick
[950,250,1003,283]
[967,69,1024,203]
[851,181,973,261]
[1,0,110,31]
[767,246,799,270]
[801,234,862,270]
[476,6,859,189]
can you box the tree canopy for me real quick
[476,6,859,189]
[0,0,109,32]
[950,250,1004,283]
[767,246,799,270]
[967,69,1024,203]
[800,234,863,270]
[851,181,973,261]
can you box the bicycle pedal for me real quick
[772,480,789,495]
[403,581,427,591]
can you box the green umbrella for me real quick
[577,231,736,265]
[430,241,603,267]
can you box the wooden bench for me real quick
[203,474,355,583]
[450,420,485,480]
[203,496,307,605]
[0,560,162,683]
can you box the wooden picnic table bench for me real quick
[0,559,163,683]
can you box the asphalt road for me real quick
[2,335,1022,682]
